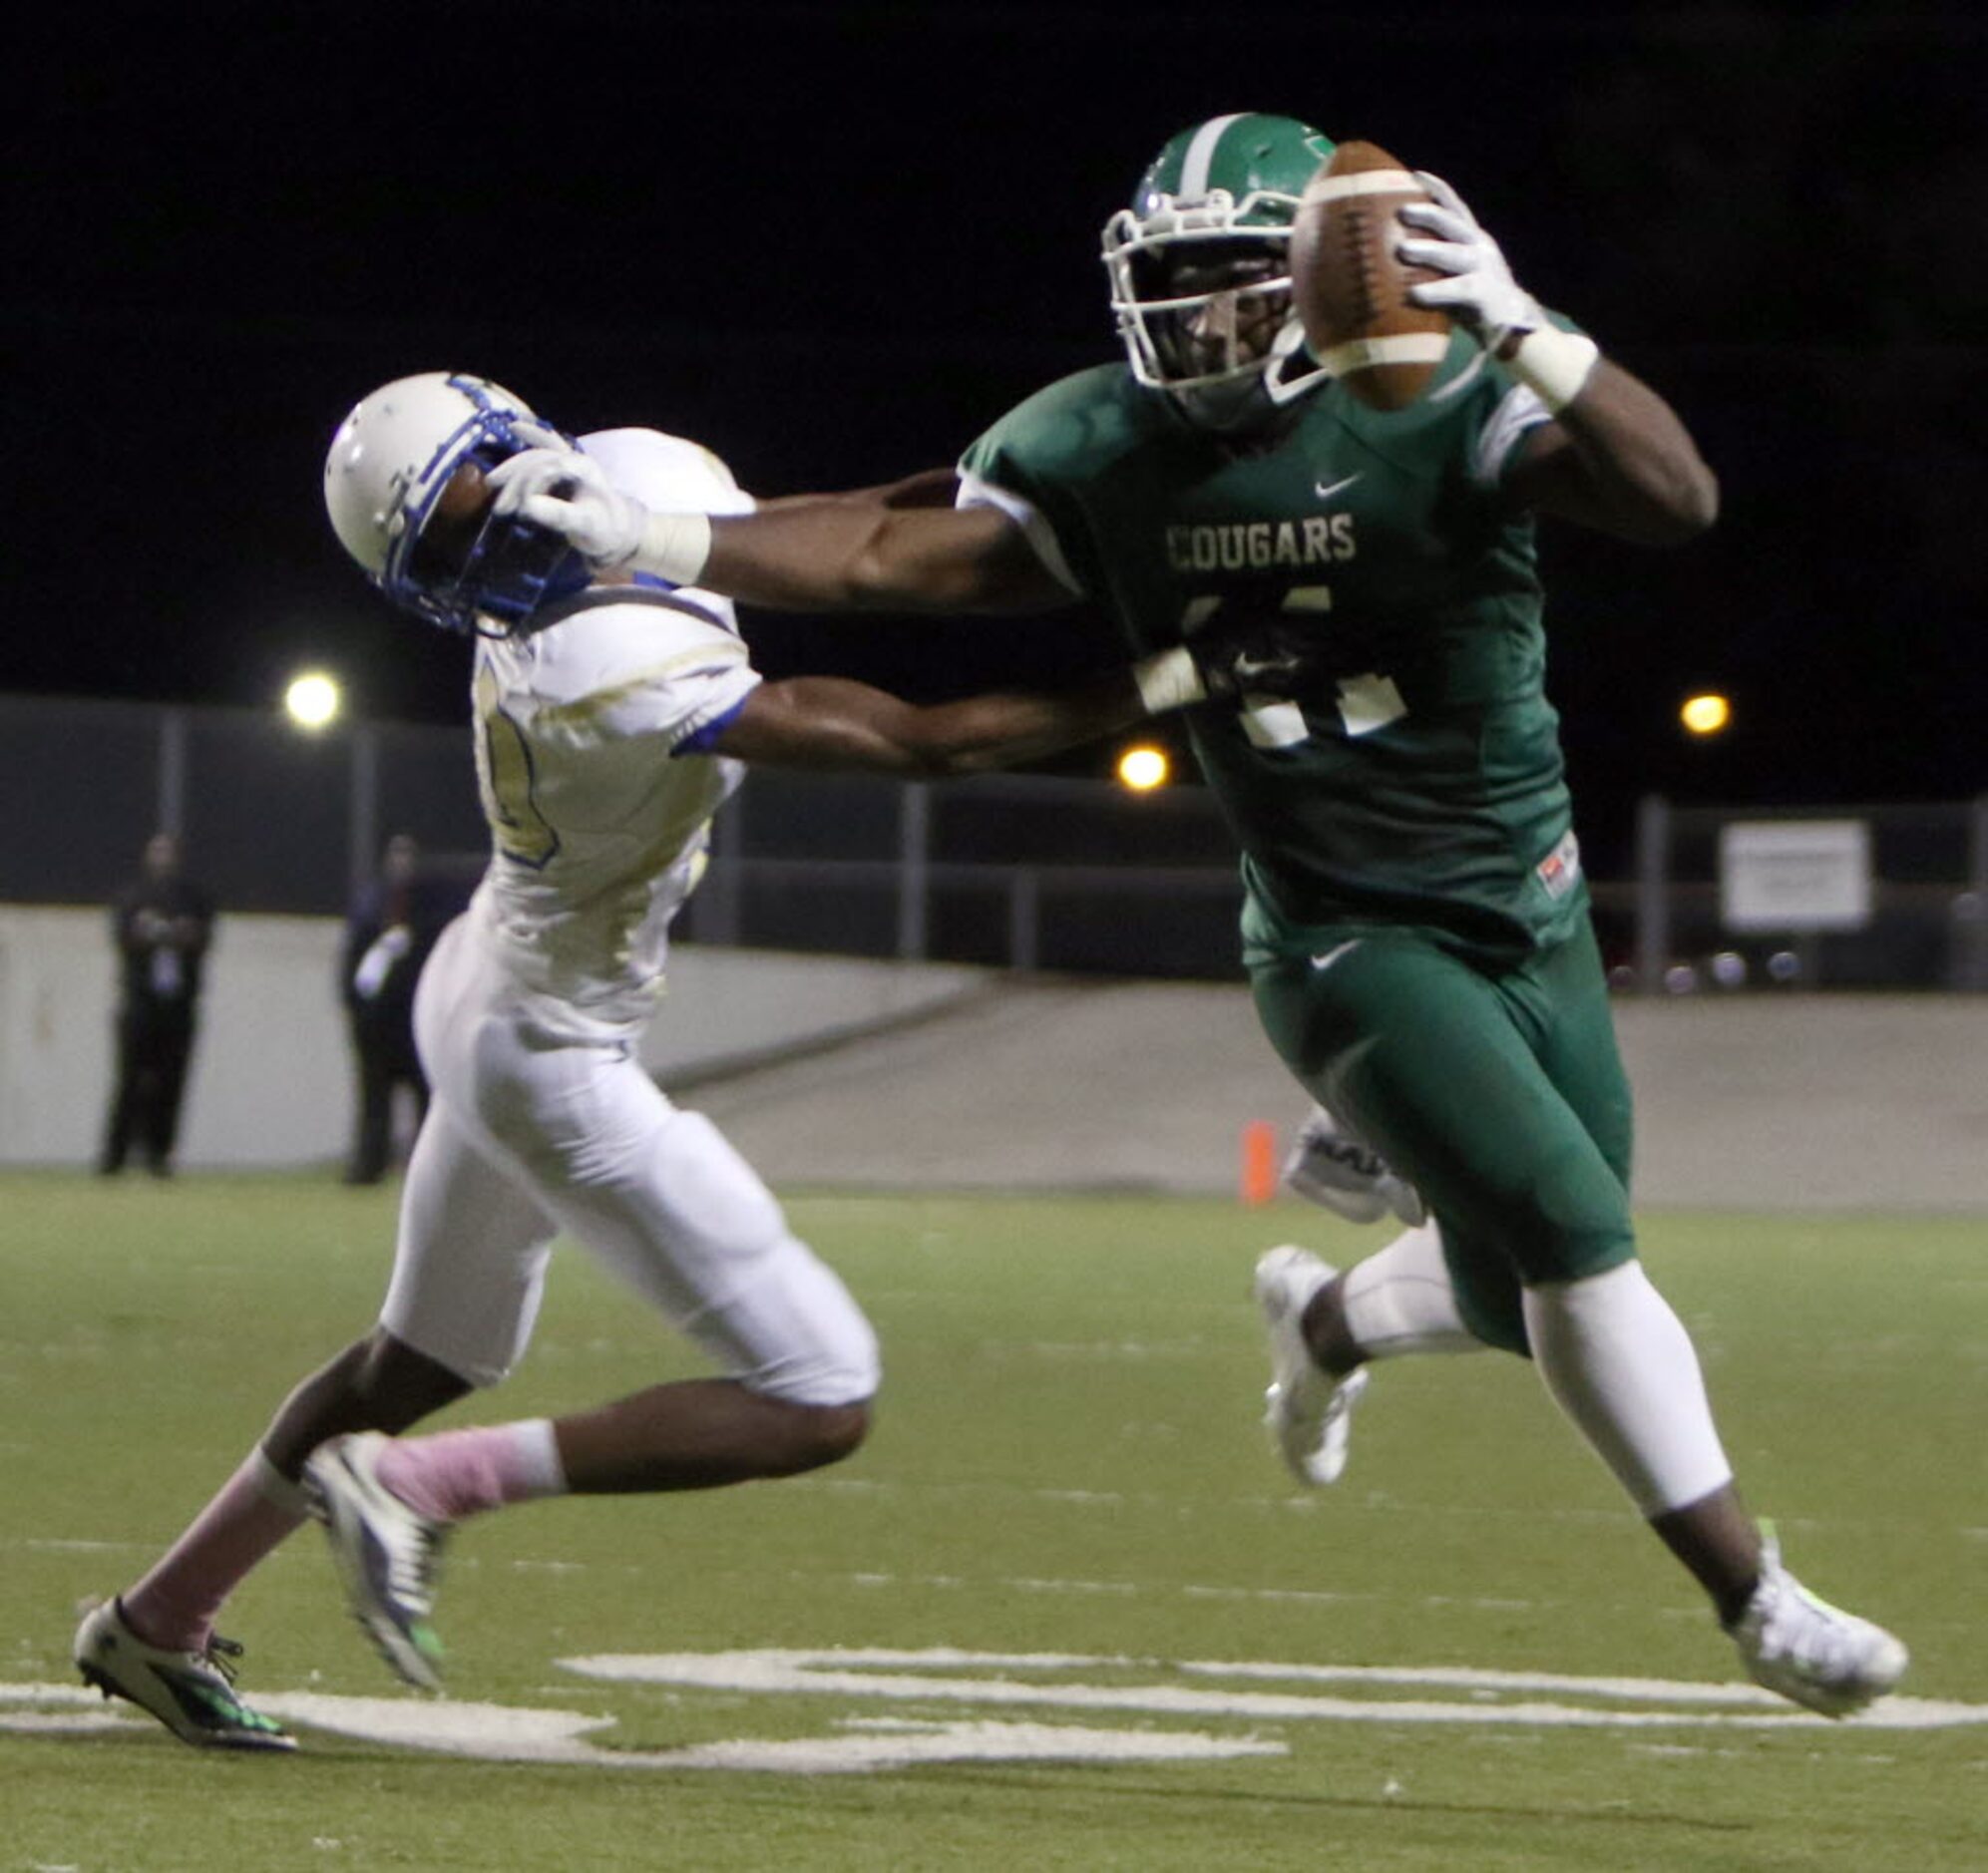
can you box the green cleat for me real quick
[74,1598,296,1751]
[305,1431,449,1691]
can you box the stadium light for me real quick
[1681,692,1732,737]
[284,669,344,732]
[1116,743,1171,791]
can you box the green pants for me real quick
[1250,919,1635,1354]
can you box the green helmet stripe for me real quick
[1178,114,1249,197]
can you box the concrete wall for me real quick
[4,906,1983,1210]
[0,908,983,1171]
[687,978,1988,1212]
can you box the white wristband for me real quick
[633,511,713,585]
[1504,326,1600,414]
[1131,644,1205,715]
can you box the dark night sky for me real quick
[11,2,1985,866]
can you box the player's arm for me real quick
[712,670,1147,776]
[708,620,1324,778]
[1501,359,1719,546]
[1396,175,1719,547]
[708,497,1068,614]
[754,466,961,515]
[487,453,1067,614]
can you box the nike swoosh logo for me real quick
[1314,473,1363,502]
[1310,939,1363,973]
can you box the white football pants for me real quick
[379,917,879,1405]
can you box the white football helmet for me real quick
[322,371,582,633]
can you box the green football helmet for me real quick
[1101,112,1337,426]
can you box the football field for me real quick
[3,1172,1983,1870]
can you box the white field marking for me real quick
[822,1568,1516,1613]
[4,1711,132,1736]
[0,1681,1277,1774]
[1021,1340,1207,1357]
[1009,1577,1140,1597]
[559,1649,1988,1733]
[1183,1586,1371,1607]
[1182,1660,1779,1707]
[651,1720,1283,1774]
[810,1475,1646,1535]
[816,1566,1551,1615]
[835,1574,1362,1616]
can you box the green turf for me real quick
[2,1173,1982,1870]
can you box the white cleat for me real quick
[1725,1530,1909,1717]
[74,1596,296,1750]
[1282,1107,1425,1228]
[1255,1245,1370,1486]
[304,1431,448,1692]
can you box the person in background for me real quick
[99,831,214,1179]
[340,834,462,1186]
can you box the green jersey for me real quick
[959,333,1588,965]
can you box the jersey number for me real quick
[474,670,559,869]
[1184,584,1405,747]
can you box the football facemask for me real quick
[322,372,586,635]
[1101,113,1338,426]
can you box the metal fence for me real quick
[1612,796,1988,994]
[7,693,1982,989]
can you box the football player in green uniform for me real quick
[492,113,1906,1715]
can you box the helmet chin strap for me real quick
[1262,319,1333,407]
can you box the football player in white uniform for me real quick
[73,372,1333,1747]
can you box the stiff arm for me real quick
[489,453,1068,615]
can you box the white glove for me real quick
[1394,172,1545,357]
[1282,1104,1427,1228]
[487,447,650,569]
[352,925,410,1001]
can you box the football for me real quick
[1289,141,1452,410]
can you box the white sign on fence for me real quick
[1719,820,1872,932]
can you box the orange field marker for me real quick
[1240,1119,1279,1207]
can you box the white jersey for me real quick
[387,431,879,1408]
[463,428,760,1039]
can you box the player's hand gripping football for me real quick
[1393,173,1547,358]
[487,446,651,569]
